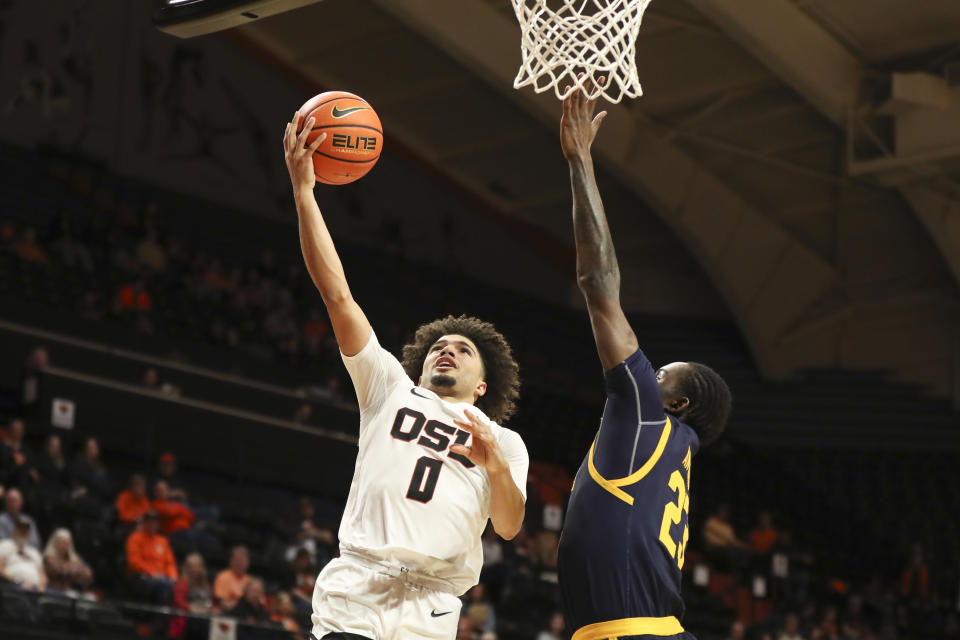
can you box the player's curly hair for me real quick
[401,315,520,423]
[677,362,732,447]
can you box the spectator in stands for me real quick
[151,479,215,555]
[464,582,497,635]
[751,511,779,556]
[480,524,505,601]
[901,543,929,601]
[155,452,189,502]
[214,545,251,609]
[270,591,300,632]
[126,510,177,603]
[818,607,839,640]
[35,434,69,530]
[12,227,49,264]
[227,577,270,625]
[725,620,746,640]
[704,504,751,577]
[173,552,214,614]
[456,616,475,640]
[704,504,748,550]
[21,348,49,408]
[50,216,94,273]
[136,227,167,273]
[152,480,194,533]
[285,496,335,568]
[115,474,151,525]
[777,613,803,640]
[535,611,565,640]
[287,547,315,616]
[143,367,161,391]
[0,516,46,590]
[36,434,68,494]
[292,402,313,425]
[42,528,93,593]
[302,308,330,355]
[0,488,42,548]
[0,418,37,491]
[69,437,113,509]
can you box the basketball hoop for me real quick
[510,0,653,103]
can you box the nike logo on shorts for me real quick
[332,105,368,118]
[430,610,452,617]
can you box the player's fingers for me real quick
[283,121,295,151]
[308,132,326,152]
[459,411,491,436]
[592,111,607,131]
[453,419,476,435]
[296,117,315,152]
[449,444,472,457]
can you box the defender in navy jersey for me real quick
[556,80,733,640]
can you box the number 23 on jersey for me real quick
[658,448,692,569]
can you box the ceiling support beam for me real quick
[689,0,960,292]
[687,0,862,124]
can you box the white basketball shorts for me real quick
[311,550,463,640]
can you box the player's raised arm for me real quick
[561,82,639,371]
[284,111,372,357]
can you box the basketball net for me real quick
[511,0,653,103]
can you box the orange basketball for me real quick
[296,91,383,185]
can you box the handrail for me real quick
[43,365,359,445]
[0,316,358,412]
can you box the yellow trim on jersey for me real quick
[587,417,672,505]
[572,615,684,639]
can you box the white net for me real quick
[511,0,653,103]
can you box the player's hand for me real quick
[560,75,607,161]
[283,110,325,192]
[451,410,509,476]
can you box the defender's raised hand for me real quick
[560,76,608,161]
[283,111,326,192]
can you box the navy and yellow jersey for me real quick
[558,349,700,640]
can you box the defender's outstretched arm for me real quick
[561,85,639,370]
[284,111,372,357]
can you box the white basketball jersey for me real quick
[336,331,528,596]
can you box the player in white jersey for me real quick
[283,112,529,640]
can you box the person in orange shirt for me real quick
[13,228,49,264]
[213,546,251,609]
[126,511,177,603]
[750,511,778,555]
[152,480,195,535]
[115,475,150,525]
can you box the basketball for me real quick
[295,91,383,185]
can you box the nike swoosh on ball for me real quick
[332,105,369,118]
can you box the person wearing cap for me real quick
[126,510,178,603]
[0,515,47,590]
[155,453,188,502]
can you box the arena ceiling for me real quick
[236,0,960,399]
